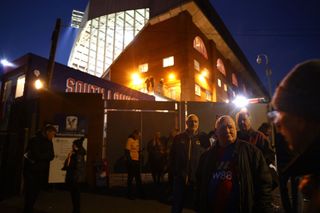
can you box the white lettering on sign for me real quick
[65,78,138,100]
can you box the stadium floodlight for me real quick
[0,59,15,67]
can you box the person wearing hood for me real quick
[62,137,87,213]
[271,60,320,212]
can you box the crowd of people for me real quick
[22,59,320,213]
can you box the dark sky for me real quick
[1,0,319,94]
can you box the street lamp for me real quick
[256,54,275,148]
[256,54,272,99]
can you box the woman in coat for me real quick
[63,137,86,213]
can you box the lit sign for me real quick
[65,78,138,100]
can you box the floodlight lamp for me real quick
[232,95,249,108]
[0,59,14,67]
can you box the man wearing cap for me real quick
[271,60,320,212]
[23,125,56,213]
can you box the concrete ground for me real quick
[0,173,293,213]
[0,189,193,213]
[0,174,194,213]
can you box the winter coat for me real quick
[170,130,210,183]
[196,139,273,213]
[24,132,54,175]
[237,129,275,165]
[63,147,86,184]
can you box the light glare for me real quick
[1,59,14,67]
[34,79,44,90]
[232,95,249,108]
[131,73,142,85]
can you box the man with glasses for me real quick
[271,60,320,213]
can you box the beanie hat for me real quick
[272,60,320,121]
[73,137,84,148]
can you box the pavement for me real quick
[0,173,286,213]
[0,174,194,213]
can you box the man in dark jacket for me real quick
[170,114,209,213]
[236,110,275,166]
[236,110,279,192]
[23,125,56,213]
[271,60,320,212]
[196,115,273,213]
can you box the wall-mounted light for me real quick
[201,69,208,78]
[33,69,44,90]
[168,73,176,81]
[34,79,44,90]
[131,73,143,85]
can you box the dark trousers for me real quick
[171,176,194,213]
[279,175,301,213]
[23,172,46,213]
[127,160,143,197]
[68,182,80,213]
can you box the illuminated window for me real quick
[195,84,201,96]
[2,80,12,102]
[167,83,181,100]
[163,56,174,67]
[193,36,208,59]
[68,8,150,77]
[232,73,238,86]
[138,63,148,73]
[217,79,222,87]
[224,84,228,92]
[15,75,25,98]
[217,58,226,76]
[206,91,212,101]
[194,59,200,71]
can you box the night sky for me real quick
[1,0,319,94]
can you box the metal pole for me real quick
[47,18,61,89]
[257,54,275,148]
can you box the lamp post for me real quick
[47,18,61,89]
[256,54,272,100]
[256,54,275,148]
